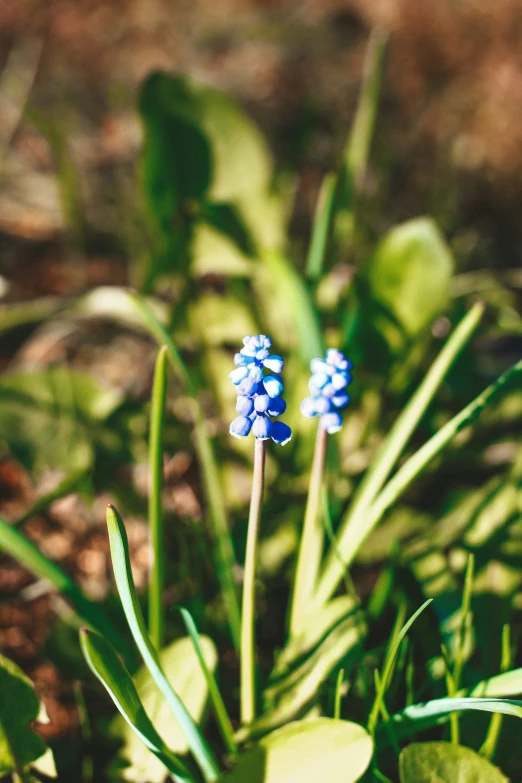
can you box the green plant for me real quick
[1,26,522,783]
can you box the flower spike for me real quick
[301,348,353,433]
[229,335,292,445]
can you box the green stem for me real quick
[149,345,168,651]
[240,438,266,727]
[289,423,328,637]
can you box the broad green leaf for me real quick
[362,217,454,341]
[248,610,366,739]
[468,667,522,698]
[0,653,47,775]
[0,366,123,475]
[225,719,372,783]
[139,72,284,286]
[399,742,507,783]
[113,636,217,783]
[80,629,193,783]
[105,504,220,782]
[272,596,357,680]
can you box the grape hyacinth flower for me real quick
[229,335,292,446]
[300,348,353,434]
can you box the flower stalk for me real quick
[289,422,328,637]
[240,437,266,726]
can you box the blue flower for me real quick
[230,415,253,439]
[301,348,352,433]
[229,335,292,445]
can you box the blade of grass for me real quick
[345,356,522,570]
[333,668,345,720]
[335,27,387,249]
[130,292,241,650]
[480,624,513,761]
[0,516,127,656]
[316,302,484,605]
[344,28,388,189]
[368,599,432,735]
[148,345,168,651]
[73,682,93,783]
[305,172,338,281]
[79,629,194,783]
[106,503,220,783]
[180,607,237,756]
[290,423,328,637]
[449,553,475,744]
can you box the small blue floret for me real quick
[252,416,272,440]
[230,415,253,439]
[271,421,292,445]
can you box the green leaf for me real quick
[468,667,522,698]
[362,217,454,341]
[256,250,323,365]
[80,629,193,783]
[391,696,522,734]
[139,72,284,286]
[399,742,507,783]
[368,600,433,734]
[335,27,387,250]
[272,597,358,680]
[130,293,241,650]
[250,610,366,739]
[111,635,217,783]
[180,608,237,756]
[305,172,338,281]
[0,366,123,475]
[224,719,372,783]
[105,503,220,782]
[0,652,48,775]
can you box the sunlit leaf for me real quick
[225,719,372,783]
[399,742,507,783]
[362,217,454,341]
[112,636,216,783]
[80,630,193,782]
[0,366,123,474]
[0,653,48,775]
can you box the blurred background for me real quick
[1,1,522,780]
